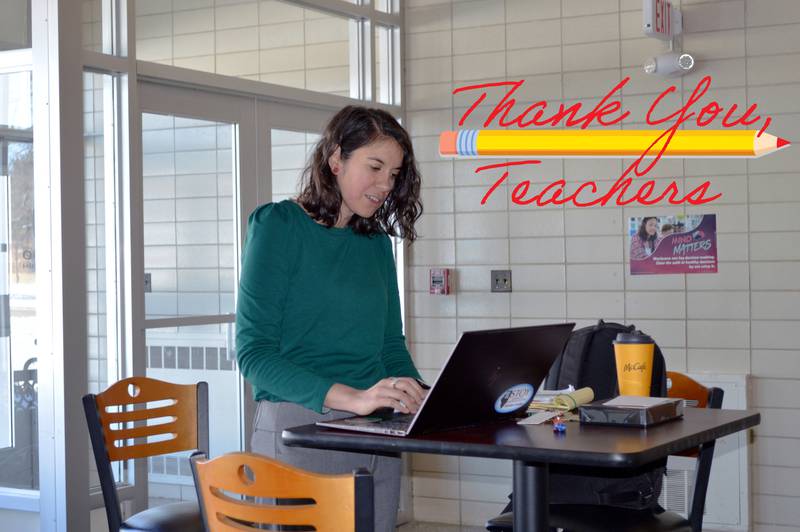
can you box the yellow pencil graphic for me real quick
[439,129,790,158]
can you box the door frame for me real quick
[131,82,258,513]
[132,81,412,525]
[0,49,39,514]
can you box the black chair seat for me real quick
[551,504,692,532]
[485,505,692,532]
[121,501,203,532]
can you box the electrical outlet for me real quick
[491,269,512,292]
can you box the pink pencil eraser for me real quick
[439,131,457,156]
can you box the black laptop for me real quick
[316,323,575,437]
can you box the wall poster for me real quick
[629,214,717,275]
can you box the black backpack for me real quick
[545,320,668,509]
[502,320,668,515]
[545,319,667,399]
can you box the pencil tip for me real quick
[777,137,791,148]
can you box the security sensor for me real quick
[643,52,694,77]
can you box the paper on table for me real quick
[518,411,560,425]
[528,387,594,412]
[603,395,673,408]
[532,385,576,403]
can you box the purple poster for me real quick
[629,214,717,275]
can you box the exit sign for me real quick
[643,0,682,40]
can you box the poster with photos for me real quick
[629,214,717,275]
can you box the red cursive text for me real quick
[451,75,773,207]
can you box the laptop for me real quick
[316,323,575,437]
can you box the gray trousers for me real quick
[251,400,401,532]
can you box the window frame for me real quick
[0,45,36,514]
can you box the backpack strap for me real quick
[553,326,597,389]
[544,344,565,390]
[597,484,658,507]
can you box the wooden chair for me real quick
[190,451,374,532]
[486,372,724,532]
[83,376,208,532]
[663,371,725,530]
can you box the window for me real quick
[134,0,363,98]
[0,69,36,491]
[0,0,32,51]
[142,114,237,320]
[375,0,400,15]
[375,24,400,105]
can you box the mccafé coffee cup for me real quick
[613,331,654,396]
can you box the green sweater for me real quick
[236,199,421,414]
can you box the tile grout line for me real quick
[448,0,461,525]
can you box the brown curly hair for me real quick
[296,105,423,241]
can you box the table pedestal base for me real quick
[513,460,549,531]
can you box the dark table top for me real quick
[282,408,760,468]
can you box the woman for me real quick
[631,216,659,260]
[236,105,426,531]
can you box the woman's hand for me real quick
[324,378,428,416]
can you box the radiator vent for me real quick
[660,465,691,515]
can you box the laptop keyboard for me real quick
[377,414,415,431]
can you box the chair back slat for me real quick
[107,420,179,442]
[107,437,195,461]
[208,496,333,527]
[666,371,709,408]
[95,377,199,461]
[104,403,179,424]
[191,452,365,532]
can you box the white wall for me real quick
[403,0,800,528]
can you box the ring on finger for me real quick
[390,377,399,389]
[398,400,407,410]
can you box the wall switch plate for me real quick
[491,269,512,292]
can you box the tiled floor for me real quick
[398,523,485,532]
[398,519,731,532]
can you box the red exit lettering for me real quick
[655,0,671,36]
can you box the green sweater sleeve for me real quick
[380,236,423,381]
[235,204,335,413]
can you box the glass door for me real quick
[135,82,257,510]
[0,69,37,495]
[131,88,410,521]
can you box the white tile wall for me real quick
[506,0,558,20]
[404,0,800,526]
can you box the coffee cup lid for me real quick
[614,331,654,344]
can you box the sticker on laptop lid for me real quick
[495,384,535,414]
